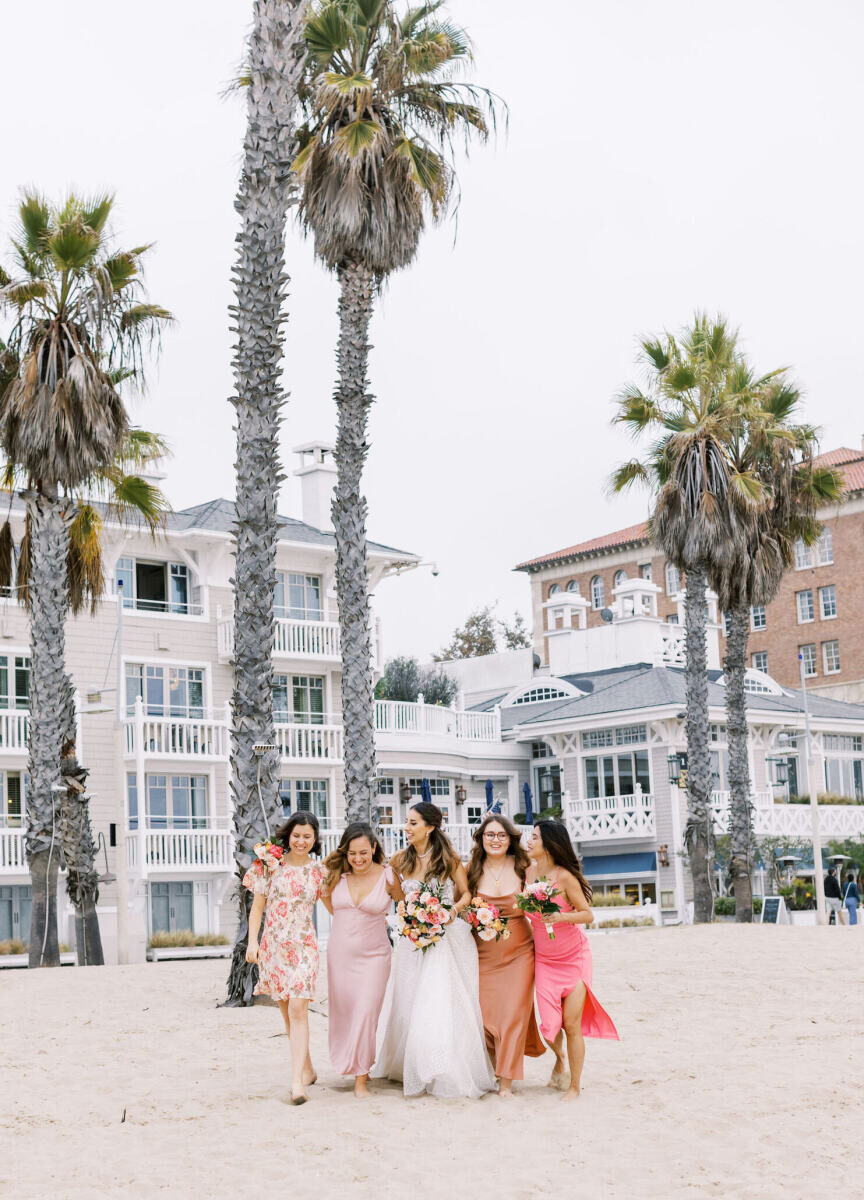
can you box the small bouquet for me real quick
[462,897,511,942]
[396,881,453,953]
[516,879,562,939]
[253,840,284,871]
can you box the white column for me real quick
[135,696,147,873]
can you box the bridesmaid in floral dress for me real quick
[244,811,325,1105]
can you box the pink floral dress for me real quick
[242,859,325,1001]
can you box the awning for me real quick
[582,851,657,877]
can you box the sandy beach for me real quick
[3,925,862,1199]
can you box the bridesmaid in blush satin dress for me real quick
[322,823,403,1097]
[465,815,545,1097]
[525,820,619,1101]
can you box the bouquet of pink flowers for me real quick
[396,881,453,953]
[253,840,285,872]
[516,879,562,939]
[462,897,511,942]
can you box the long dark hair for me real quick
[273,811,321,857]
[533,819,593,902]
[394,802,460,883]
[466,814,530,895]
[323,822,385,891]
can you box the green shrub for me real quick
[598,918,621,929]
[592,894,635,907]
[637,917,655,926]
[0,938,27,955]
[789,793,861,806]
[149,930,229,949]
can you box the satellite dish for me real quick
[600,607,614,623]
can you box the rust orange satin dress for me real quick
[474,892,546,1080]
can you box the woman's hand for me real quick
[245,942,259,964]
[544,910,569,926]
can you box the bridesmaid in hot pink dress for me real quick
[525,821,619,1101]
[322,823,404,1097]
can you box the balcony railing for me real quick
[274,722,344,763]
[0,828,26,873]
[711,790,864,839]
[374,700,501,743]
[124,712,229,760]
[218,617,345,663]
[126,825,234,873]
[0,710,29,753]
[566,792,656,842]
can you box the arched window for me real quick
[566,580,580,594]
[613,569,627,588]
[591,575,605,610]
[548,583,561,597]
[665,563,681,595]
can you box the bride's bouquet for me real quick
[516,879,562,939]
[462,898,511,942]
[396,882,453,953]
[253,839,284,872]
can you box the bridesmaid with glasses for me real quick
[465,815,545,1097]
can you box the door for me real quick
[0,885,32,944]
[150,881,195,934]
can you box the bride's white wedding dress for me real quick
[372,878,496,1098]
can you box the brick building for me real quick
[515,446,864,702]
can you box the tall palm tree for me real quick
[293,0,498,822]
[0,192,171,967]
[708,373,843,921]
[225,0,312,1007]
[611,315,760,923]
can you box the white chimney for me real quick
[293,441,337,532]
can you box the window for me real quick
[722,611,732,637]
[667,613,679,625]
[583,724,647,749]
[817,528,833,565]
[794,539,813,570]
[273,674,324,724]
[274,572,322,621]
[819,585,837,619]
[824,757,863,799]
[0,884,32,944]
[511,686,569,705]
[280,778,328,820]
[665,563,681,595]
[115,558,198,615]
[408,778,450,796]
[710,724,727,743]
[126,665,204,718]
[752,652,768,673]
[750,606,766,631]
[824,735,862,752]
[799,644,817,677]
[466,804,483,825]
[376,777,394,795]
[584,751,651,798]
[128,774,208,829]
[796,590,814,623]
[0,655,29,710]
[823,640,841,674]
[613,570,628,588]
[150,881,195,935]
[639,563,652,581]
[566,580,580,593]
[0,772,25,828]
[377,804,394,826]
[531,741,552,759]
[590,576,605,609]
[548,584,562,597]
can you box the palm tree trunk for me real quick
[724,603,754,922]
[25,491,70,967]
[333,259,377,825]
[224,0,310,1007]
[683,563,715,923]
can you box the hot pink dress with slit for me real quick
[528,886,619,1044]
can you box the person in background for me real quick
[842,873,860,926]
[824,868,843,925]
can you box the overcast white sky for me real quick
[2,0,863,660]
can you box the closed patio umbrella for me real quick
[523,781,534,826]
[421,778,432,806]
[485,778,494,811]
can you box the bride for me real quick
[372,801,495,1098]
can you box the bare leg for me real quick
[354,1073,370,1098]
[548,1031,569,1088]
[282,999,314,1102]
[560,983,587,1101]
[498,1077,514,1098]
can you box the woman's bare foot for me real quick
[290,1088,308,1105]
[549,1068,570,1091]
[302,1067,317,1086]
[560,1087,581,1102]
[354,1075,370,1098]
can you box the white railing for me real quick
[274,722,344,762]
[124,714,229,759]
[374,700,502,743]
[0,710,29,752]
[710,791,864,839]
[218,617,343,662]
[126,826,233,873]
[0,828,26,872]
[566,792,656,841]
[657,624,686,667]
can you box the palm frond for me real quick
[609,459,650,494]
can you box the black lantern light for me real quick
[767,755,790,786]
[667,752,688,787]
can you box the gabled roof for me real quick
[514,445,864,573]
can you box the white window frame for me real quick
[752,651,768,673]
[613,569,628,588]
[794,540,814,570]
[799,644,817,677]
[548,583,562,597]
[590,576,605,610]
[566,580,580,594]
[817,528,833,565]
[750,606,766,631]
[822,640,841,675]
[819,585,837,620]
[639,563,652,581]
[796,590,814,624]
[665,563,681,595]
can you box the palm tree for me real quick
[708,373,843,921]
[224,0,313,1007]
[0,191,171,967]
[611,315,759,923]
[293,0,498,822]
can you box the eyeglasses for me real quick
[483,832,509,840]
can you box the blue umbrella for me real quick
[421,778,432,806]
[523,781,534,826]
[485,779,497,812]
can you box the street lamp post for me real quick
[798,654,826,925]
